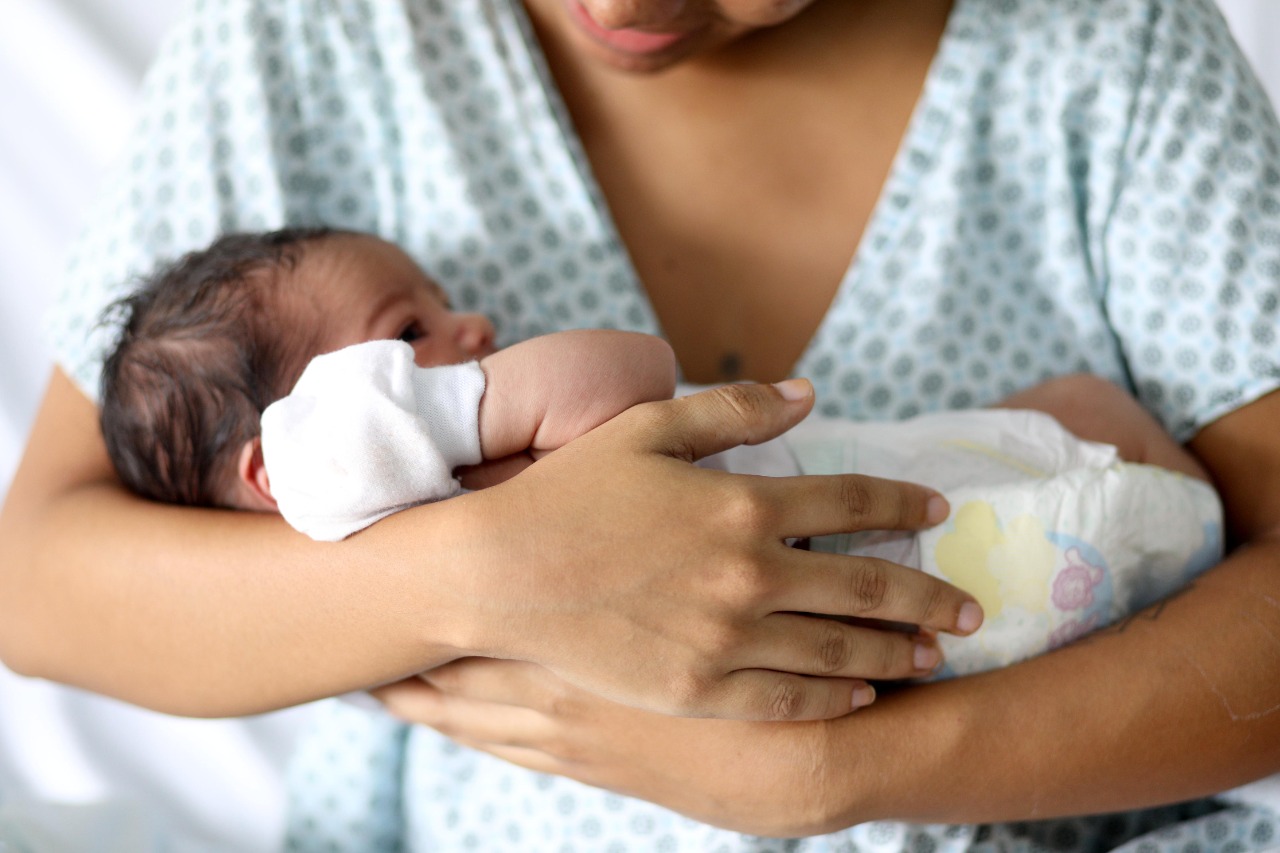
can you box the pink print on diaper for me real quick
[1051,547,1104,610]
[1049,614,1100,649]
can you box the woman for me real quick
[1,0,1278,849]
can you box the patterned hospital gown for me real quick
[49,0,1280,850]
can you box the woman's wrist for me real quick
[349,493,501,666]
[795,684,969,832]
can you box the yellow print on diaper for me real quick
[933,501,1057,619]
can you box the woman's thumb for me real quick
[645,379,815,462]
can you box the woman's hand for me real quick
[371,659,848,837]
[451,380,982,722]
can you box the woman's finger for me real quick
[730,611,943,682]
[419,657,555,707]
[770,549,984,636]
[627,381,816,462]
[368,675,441,720]
[693,670,877,721]
[372,673,553,748]
[452,739,566,777]
[431,701,552,749]
[753,472,949,539]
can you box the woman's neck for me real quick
[522,0,954,383]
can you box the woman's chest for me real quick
[540,3,950,383]
[598,124,890,384]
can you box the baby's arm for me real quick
[263,330,676,539]
[475,330,677,459]
[997,374,1209,481]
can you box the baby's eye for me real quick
[398,322,427,344]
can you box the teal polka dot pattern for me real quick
[285,702,407,853]
[790,0,1280,440]
[47,0,1280,850]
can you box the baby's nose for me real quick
[455,313,496,358]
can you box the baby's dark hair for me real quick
[99,227,341,507]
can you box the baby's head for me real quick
[100,227,495,511]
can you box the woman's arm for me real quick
[996,374,1209,480]
[390,389,1280,834]
[0,369,482,717]
[0,368,979,721]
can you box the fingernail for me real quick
[851,684,877,709]
[914,642,942,672]
[957,601,984,634]
[926,494,950,525]
[772,378,811,402]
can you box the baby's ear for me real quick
[233,437,278,513]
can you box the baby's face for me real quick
[292,234,497,367]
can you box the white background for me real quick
[0,0,1278,849]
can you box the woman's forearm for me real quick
[819,537,1280,830]
[0,370,477,716]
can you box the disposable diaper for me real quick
[767,409,1224,678]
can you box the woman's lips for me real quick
[566,1,689,55]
